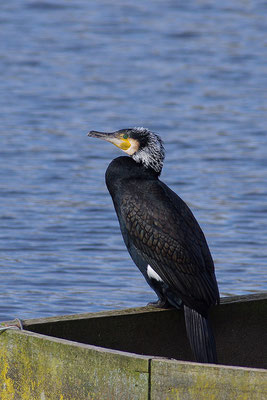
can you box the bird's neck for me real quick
[105,156,159,193]
[132,146,164,174]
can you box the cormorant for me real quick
[88,127,220,363]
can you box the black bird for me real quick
[88,127,220,363]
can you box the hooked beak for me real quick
[87,131,139,155]
[87,130,114,140]
[87,130,132,152]
[87,130,120,146]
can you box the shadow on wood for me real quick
[22,293,267,369]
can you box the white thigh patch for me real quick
[147,265,163,282]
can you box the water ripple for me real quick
[0,0,266,320]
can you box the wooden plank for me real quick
[0,329,149,400]
[210,293,267,368]
[0,294,266,400]
[21,305,192,363]
[150,358,267,400]
[19,293,267,369]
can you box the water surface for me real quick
[0,0,266,320]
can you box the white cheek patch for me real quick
[147,265,163,282]
[124,138,140,155]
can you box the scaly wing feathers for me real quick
[120,180,219,315]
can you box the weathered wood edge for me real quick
[3,292,266,328]
[150,358,267,400]
[1,328,151,360]
[1,319,266,399]
[0,329,150,400]
[2,328,267,373]
[1,329,266,400]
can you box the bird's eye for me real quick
[123,134,129,139]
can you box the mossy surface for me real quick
[1,329,266,400]
[1,294,266,400]
[151,359,267,400]
[0,330,149,400]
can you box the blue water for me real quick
[0,0,266,321]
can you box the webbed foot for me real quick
[147,298,173,309]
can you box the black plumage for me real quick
[88,127,220,363]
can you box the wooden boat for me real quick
[0,293,266,399]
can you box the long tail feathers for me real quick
[184,305,218,364]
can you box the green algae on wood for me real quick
[150,359,267,400]
[0,330,149,400]
[0,293,266,400]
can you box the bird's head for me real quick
[87,127,165,174]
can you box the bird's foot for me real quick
[147,298,173,309]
